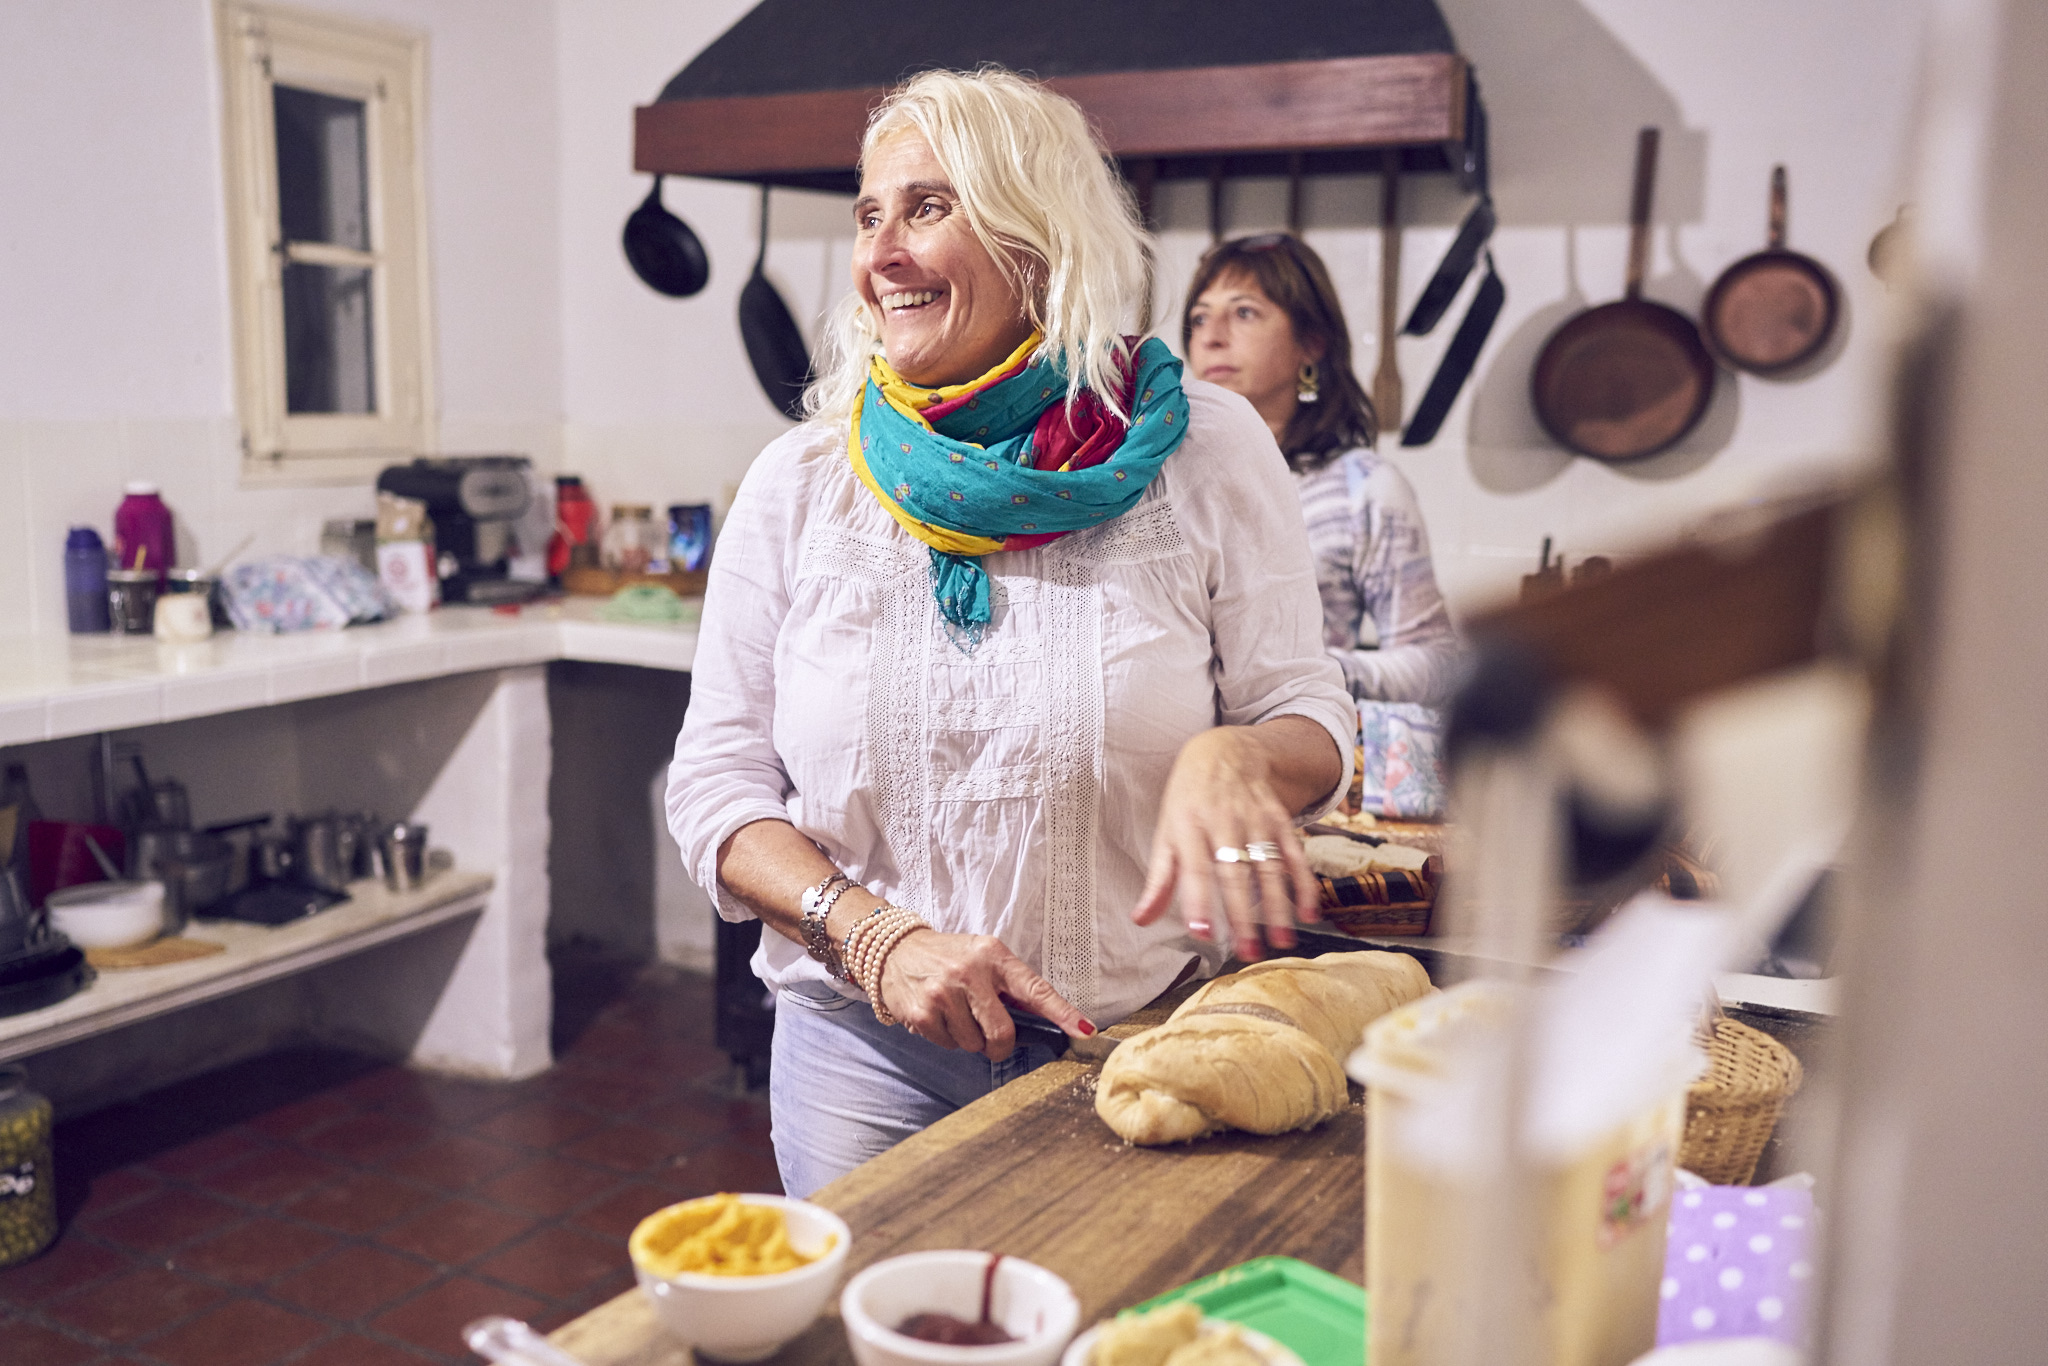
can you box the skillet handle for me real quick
[1626,127,1659,299]
[1769,164,1788,250]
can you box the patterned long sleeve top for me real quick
[1292,448,1462,708]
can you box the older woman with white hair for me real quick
[667,67,1356,1197]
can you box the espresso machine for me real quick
[375,456,547,605]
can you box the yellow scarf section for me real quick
[848,332,1044,557]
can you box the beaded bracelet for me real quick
[846,906,928,1025]
[861,919,927,1027]
[845,907,919,998]
[838,905,888,983]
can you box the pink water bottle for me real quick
[112,482,175,585]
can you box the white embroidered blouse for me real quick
[664,381,1357,1024]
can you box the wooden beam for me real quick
[634,53,1467,183]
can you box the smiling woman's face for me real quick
[852,133,1036,388]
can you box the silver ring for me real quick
[1245,841,1282,863]
[1212,846,1248,864]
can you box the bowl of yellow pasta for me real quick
[629,1191,853,1361]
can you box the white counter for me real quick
[0,597,699,746]
[0,601,698,1095]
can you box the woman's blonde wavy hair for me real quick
[803,67,1150,424]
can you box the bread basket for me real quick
[1680,1015,1804,1185]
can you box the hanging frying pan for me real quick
[1701,166,1840,375]
[621,175,709,298]
[1531,128,1716,460]
[739,184,814,421]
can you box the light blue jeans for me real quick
[768,980,1066,1198]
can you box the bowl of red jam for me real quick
[841,1251,1080,1366]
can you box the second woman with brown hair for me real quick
[1184,234,1460,710]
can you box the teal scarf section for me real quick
[856,338,1191,637]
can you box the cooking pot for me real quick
[130,828,232,929]
[295,813,373,894]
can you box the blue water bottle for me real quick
[65,527,111,633]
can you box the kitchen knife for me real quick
[1402,252,1506,447]
[1403,197,1496,337]
[1407,75,1492,338]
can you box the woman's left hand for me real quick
[1130,716,1341,960]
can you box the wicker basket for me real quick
[1314,857,1441,937]
[1681,1016,1804,1184]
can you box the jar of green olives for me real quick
[0,1065,54,1267]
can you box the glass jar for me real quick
[0,1065,55,1267]
[601,504,663,576]
[106,568,159,635]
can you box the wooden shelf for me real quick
[0,869,493,1062]
[635,54,1470,194]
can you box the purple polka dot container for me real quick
[1658,1183,1816,1348]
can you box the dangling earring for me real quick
[1297,361,1320,404]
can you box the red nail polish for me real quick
[1077,1019,1097,1036]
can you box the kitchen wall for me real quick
[553,0,1933,615]
[2,0,1930,629]
[0,0,564,638]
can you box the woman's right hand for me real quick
[875,930,1096,1062]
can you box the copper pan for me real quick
[1532,128,1716,460]
[1703,166,1840,375]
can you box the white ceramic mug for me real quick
[153,592,212,642]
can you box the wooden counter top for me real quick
[553,1010,1365,1366]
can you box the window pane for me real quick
[282,263,375,414]
[274,84,368,250]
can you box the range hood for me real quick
[634,0,1485,196]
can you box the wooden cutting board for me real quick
[554,1057,1367,1366]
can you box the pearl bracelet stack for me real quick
[842,905,928,1026]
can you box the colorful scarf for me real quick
[850,333,1190,640]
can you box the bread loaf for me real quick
[1095,951,1433,1145]
[1303,835,1432,879]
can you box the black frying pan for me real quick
[1702,166,1839,375]
[1531,128,1715,461]
[739,185,814,421]
[622,175,709,298]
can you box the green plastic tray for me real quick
[1135,1257,1368,1366]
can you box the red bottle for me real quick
[548,476,596,579]
[113,482,175,585]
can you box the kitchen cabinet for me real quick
[0,601,698,1111]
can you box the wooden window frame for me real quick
[215,0,435,485]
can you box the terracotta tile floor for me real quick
[2,955,779,1365]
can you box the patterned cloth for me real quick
[851,334,1189,637]
[1292,449,1461,707]
[1659,1184,1816,1348]
[221,555,390,633]
[1355,699,1450,819]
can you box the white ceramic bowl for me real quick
[1061,1318,1304,1366]
[841,1251,1080,1366]
[45,880,165,949]
[631,1194,852,1362]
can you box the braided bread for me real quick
[1095,951,1433,1145]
